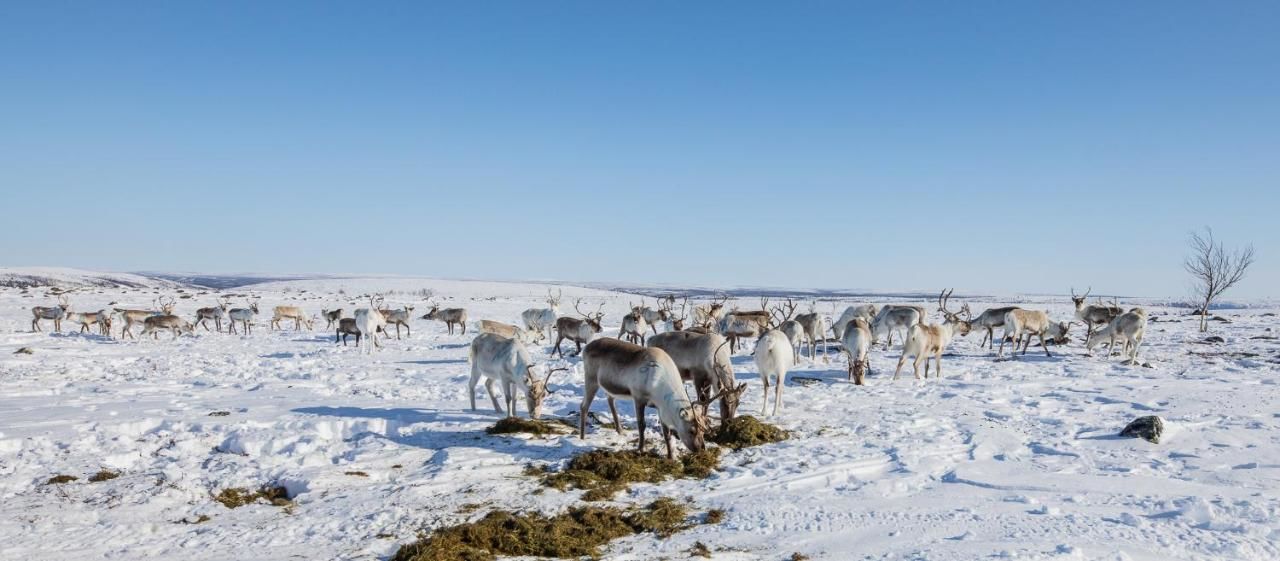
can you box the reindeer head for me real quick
[1049,321,1074,345]
[1070,287,1091,309]
[547,289,562,308]
[572,299,605,332]
[938,289,973,335]
[523,366,567,420]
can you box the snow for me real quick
[1,275,1278,560]
[0,267,189,290]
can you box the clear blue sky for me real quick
[3,2,1276,297]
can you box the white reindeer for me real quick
[66,309,112,336]
[1071,287,1123,340]
[271,306,314,331]
[194,298,231,333]
[872,304,926,348]
[647,331,743,420]
[893,289,972,380]
[478,319,532,343]
[1086,308,1147,364]
[551,299,604,358]
[618,303,649,345]
[227,300,260,335]
[378,304,415,339]
[999,308,1070,359]
[579,338,719,459]
[831,304,878,340]
[754,329,795,416]
[468,333,562,419]
[521,289,562,342]
[139,315,195,340]
[353,299,388,353]
[840,317,872,385]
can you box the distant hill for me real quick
[0,267,190,289]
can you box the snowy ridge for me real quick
[0,267,190,289]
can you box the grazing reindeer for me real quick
[693,294,729,330]
[478,319,532,343]
[972,306,1020,349]
[551,299,605,358]
[115,297,175,339]
[227,299,260,335]
[270,306,314,331]
[421,299,467,335]
[1071,287,1123,340]
[831,304,878,340]
[335,317,363,346]
[468,333,564,419]
[648,331,743,420]
[321,308,344,329]
[66,309,112,336]
[194,298,230,333]
[354,298,388,353]
[1086,308,1148,364]
[378,303,415,339]
[841,318,872,385]
[618,302,649,345]
[638,297,673,335]
[580,338,723,459]
[521,289,562,342]
[872,304,925,348]
[893,289,972,380]
[31,295,72,332]
[754,329,795,416]
[999,308,1070,358]
[139,315,195,340]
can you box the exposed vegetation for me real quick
[485,417,568,437]
[534,448,721,501]
[214,485,292,509]
[46,474,78,485]
[390,498,698,561]
[88,470,120,482]
[709,415,789,449]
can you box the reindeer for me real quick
[793,301,826,362]
[335,317,363,346]
[893,289,972,380]
[871,304,926,348]
[648,331,743,421]
[551,299,604,358]
[115,297,175,339]
[227,299,260,335]
[378,303,415,339]
[421,299,467,335]
[580,338,726,459]
[521,289,562,342]
[270,306,314,331]
[999,308,1069,359]
[840,318,873,385]
[468,333,564,419]
[66,309,112,336]
[1086,308,1147,364]
[31,295,71,332]
[194,298,230,333]
[971,306,1021,349]
[354,297,388,353]
[668,298,690,331]
[321,308,344,329]
[770,298,803,358]
[1071,287,1123,340]
[754,329,795,416]
[692,294,729,330]
[478,319,531,343]
[720,297,772,353]
[139,314,195,340]
[638,297,673,335]
[831,304,878,340]
[618,302,650,345]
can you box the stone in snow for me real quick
[1120,415,1165,444]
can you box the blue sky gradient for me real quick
[2,2,1276,297]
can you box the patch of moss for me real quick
[537,448,721,501]
[46,474,78,485]
[345,471,369,477]
[709,415,788,450]
[214,485,292,509]
[486,417,568,437]
[705,508,726,524]
[88,470,120,482]
[689,541,712,558]
[390,498,694,561]
[790,553,810,561]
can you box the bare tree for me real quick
[1184,227,1254,332]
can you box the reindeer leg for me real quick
[774,372,784,415]
[893,351,907,380]
[634,400,651,453]
[460,322,466,335]
[1040,332,1052,357]
[484,378,503,414]
[579,378,598,440]
[468,366,483,411]
[607,397,622,434]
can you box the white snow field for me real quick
[1,276,1278,561]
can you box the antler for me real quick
[771,297,797,323]
[572,298,590,318]
[938,288,956,317]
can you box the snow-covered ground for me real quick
[1,276,1277,560]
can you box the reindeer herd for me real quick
[22,285,1151,459]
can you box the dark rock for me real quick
[1203,336,1226,344]
[1211,316,1231,323]
[13,347,33,355]
[1120,415,1165,444]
